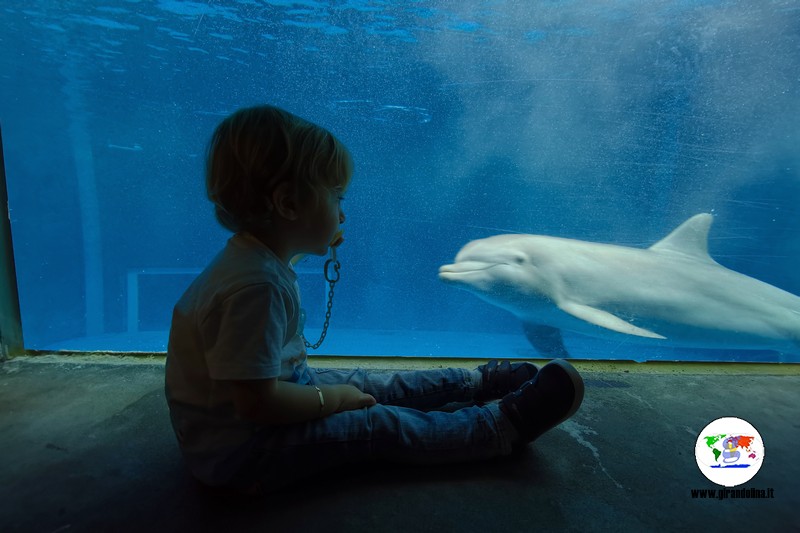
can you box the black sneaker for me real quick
[475,359,539,402]
[499,359,584,443]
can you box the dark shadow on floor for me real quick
[1,356,797,532]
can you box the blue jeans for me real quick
[229,367,518,491]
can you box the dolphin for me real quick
[439,213,800,358]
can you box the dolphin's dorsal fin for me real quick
[649,213,716,263]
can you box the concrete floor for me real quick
[0,354,798,532]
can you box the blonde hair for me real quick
[206,105,353,233]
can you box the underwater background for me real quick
[1,1,798,362]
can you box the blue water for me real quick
[1,1,798,362]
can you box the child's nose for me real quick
[339,210,346,224]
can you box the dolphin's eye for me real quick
[514,256,525,265]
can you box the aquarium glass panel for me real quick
[2,1,798,362]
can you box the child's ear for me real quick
[271,182,299,221]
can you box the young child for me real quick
[165,105,585,494]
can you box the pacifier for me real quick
[330,229,344,249]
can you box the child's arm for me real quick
[230,378,376,425]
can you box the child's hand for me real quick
[332,384,377,412]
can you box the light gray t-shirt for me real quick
[165,232,311,485]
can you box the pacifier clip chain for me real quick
[303,244,340,350]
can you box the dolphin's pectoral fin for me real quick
[523,323,571,358]
[558,301,667,339]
